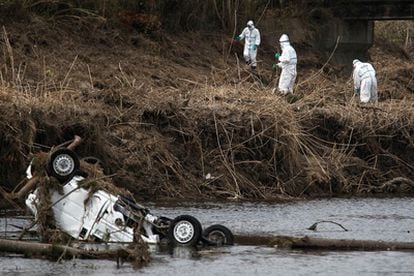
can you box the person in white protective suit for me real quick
[236,20,261,69]
[352,59,378,103]
[274,34,297,94]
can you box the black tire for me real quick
[168,215,202,247]
[81,156,111,175]
[202,224,234,246]
[46,148,80,183]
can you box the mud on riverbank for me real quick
[0,6,413,201]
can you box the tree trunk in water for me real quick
[0,238,130,260]
[235,235,414,251]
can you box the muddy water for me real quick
[1,198,414,275]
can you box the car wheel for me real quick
[47,148,80,183]
[81,156,111,175]
[168,215,202,247]
[202,224,234,246]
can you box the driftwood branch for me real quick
[307,220,348,232]
[0,186,23,210]
[54,135,82,150]
[13,176,39,200]
[381,177,414,189]
[67,135,82,151]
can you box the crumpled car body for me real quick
[23,148,234,247]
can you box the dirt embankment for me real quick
[0,7,413,202]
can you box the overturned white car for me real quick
[25,148,233,247]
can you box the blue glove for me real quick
[274,53,281,59]
[354,88,360,95]
[235,35,241,41]
[253,44,257,50]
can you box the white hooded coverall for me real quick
[239,24,261,68]
[353,60,378,103]
[277,37,297,94]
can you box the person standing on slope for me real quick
[274,34,297,94]
[352,59,378,103]
[236,20,261,70]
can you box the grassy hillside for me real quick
[0,3,413,201]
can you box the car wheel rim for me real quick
[53,154,75,176]
[173,221,194,243]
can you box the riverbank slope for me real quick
[0,4,413,201]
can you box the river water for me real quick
[1,198,413,275]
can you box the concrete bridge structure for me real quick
[306,0,414,64]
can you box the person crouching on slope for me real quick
[352,59,378,103]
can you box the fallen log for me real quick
[0,238,131,260]
[235,235,414,251]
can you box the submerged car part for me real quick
[202,224,234,246]
[168,215,202,246]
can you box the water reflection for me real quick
[170,246,199,259]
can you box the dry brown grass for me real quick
[376,21,414,47]
[0,10,413,201]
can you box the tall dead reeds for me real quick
[0,6,413,202]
